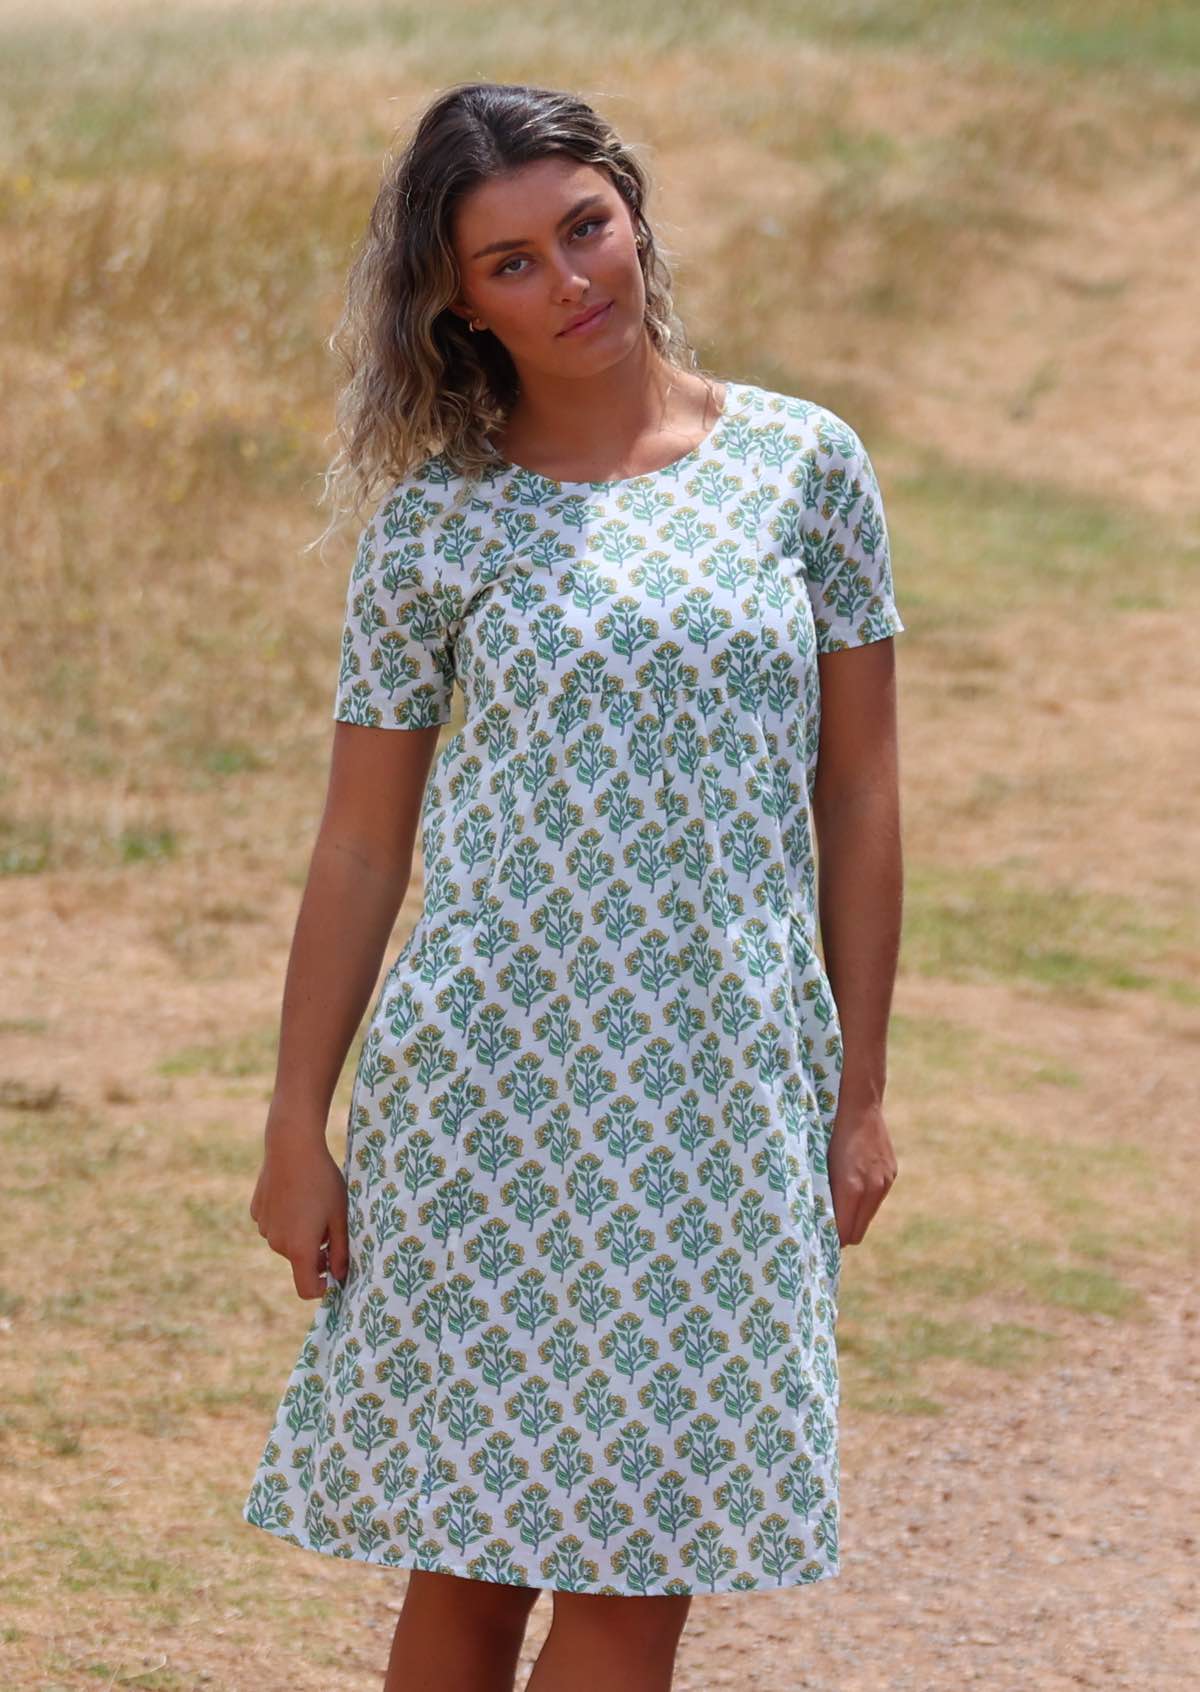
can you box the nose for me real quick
[551,256,591,298]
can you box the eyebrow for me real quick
[469,193,608,261]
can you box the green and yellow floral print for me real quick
[242,380,905,1595]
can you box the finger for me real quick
[292,1249,325,1301]
[325,1212,349,1285]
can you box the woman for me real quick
[244,79,902,1692]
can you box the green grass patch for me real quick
[1019,1255,1140,1316]
[858,1390,946,1417]
[158,1027,279,1079]
[997,3,1200,76]
[885,1008,1004,1085]
[839,1220,1142,1410]
[0,812,183,874]
[885,453,1196,623]
[3,3,1195,172]
[902,860,1198,1005]
[846,1309,1058,1373]
[169,1128,262,1177]
[120,824,178,864]
[0,813,52,875]
[51,1526,192,1598]
[860,1211,1145,1307]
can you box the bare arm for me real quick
[811,637,902,1245]
[268,718,443,1134]
[251,718,444,1297]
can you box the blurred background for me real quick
[2,2,1196,1687]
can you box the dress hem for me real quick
[241,1501,841,1599]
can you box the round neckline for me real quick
[486,379,744,491]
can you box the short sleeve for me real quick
[800,411,905,653]
[331,500,459,730]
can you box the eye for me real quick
[494,216,608,277]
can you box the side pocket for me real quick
[809,1145,842,1300]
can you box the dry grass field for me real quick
[1,2,1197,1688]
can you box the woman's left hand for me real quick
[827,1101,898,1246]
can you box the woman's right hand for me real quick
[249,1121,350,1300]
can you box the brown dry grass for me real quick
[1,4,1197,1689]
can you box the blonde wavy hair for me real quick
[307,79,711,559]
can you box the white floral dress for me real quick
[242,379,905,1596]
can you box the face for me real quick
[449,156,645,372]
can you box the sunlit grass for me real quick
[3,2,1193,824]
[7,0,1190,84]
[158,1025,279,1078]
[885,456,1195,622]
[0,809,186,872]
[900,862,1199,1005]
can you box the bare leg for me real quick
[382,1569,542,1692]
[525,1591,692,1692]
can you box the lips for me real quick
[559,300,612,335]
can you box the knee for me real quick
[404,1569,542,1639]
[550,1591,692,1656]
